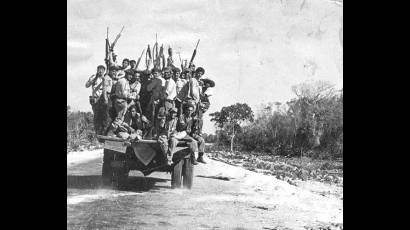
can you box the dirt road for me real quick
[67,150,342,230]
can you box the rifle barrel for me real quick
[112,26,125,47]
[195,39,200,49]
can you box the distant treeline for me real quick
[211,81,343,160]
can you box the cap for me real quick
[196,67,205,74]
[170,107,178,113]
[173,67,181,73]
[97,65,106,70]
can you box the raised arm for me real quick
[85,74,96,88]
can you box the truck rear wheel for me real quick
[182,158,194,189]
[171,159,184,189]
[113,167,129,189]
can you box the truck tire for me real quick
[182,158,194,189]
[102,149,114,186]
[113,167,129,189]
[171,159,184,189]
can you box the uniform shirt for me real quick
[164,78,177,100]
[146,76,165,100]
[200,86,213,103]
[113,77,130,99]
[176,82,189,101]
[202,87,213,97]
[188,77,202,103]
[175,78,187,95]
[85,74,112,99]
[177,114,194,133]
[129,81,141,100]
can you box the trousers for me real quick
[91,96,110,135]
[112,98,128,128]
[169,134,198,158]
[191,134,205,153]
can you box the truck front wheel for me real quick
[171,159,184,189]
[182,158,193,189]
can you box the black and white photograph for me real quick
[67,0,343,229]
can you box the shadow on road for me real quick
[196,175,234,181]
[67,175,170,192]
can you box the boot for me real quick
[197,152,207,164]
[191,153,198,165]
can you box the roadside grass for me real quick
[67,137,103,153]
[206,146,343,186]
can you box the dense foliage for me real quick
[67,105,99,151]
[211,81,343,159]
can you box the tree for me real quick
[210,103,254,152]
[290,80,337,152]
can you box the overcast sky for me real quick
[67,0,343,134]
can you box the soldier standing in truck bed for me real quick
[128,73,143,115]
[108,69,131,134]
[146,67,165,137]
[187,67,204,112]
[85,65,112,135]
[162,67,177,115]
[170,103,199,165]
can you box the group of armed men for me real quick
[85,49,215,165]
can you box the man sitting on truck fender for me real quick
[190,117,207,164]
[157,107,178,165]
[169,103,199,165]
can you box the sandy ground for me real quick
[67,149,104,167]
[67,150,342,230]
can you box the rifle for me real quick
[159,44,165,70]
[189,39,200,68]
[162,55,166,70]
[154,34,159,67]
[104,27,110,72]
[167,46,174,67]
[146,44,152,70]
[111,26,125,50]
[135,48,145,70]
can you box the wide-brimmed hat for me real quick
[201,78,215,87]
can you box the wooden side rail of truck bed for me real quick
[96,135,193,144]
[97,135,158,144]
